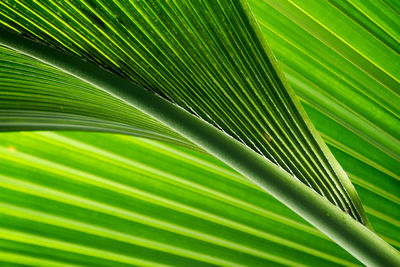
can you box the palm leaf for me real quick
[248,0,400,251]
[2,38,398,254]
[0,0,399,265]
[0,131,361,266]
[0,46,196,149]
[1,34,398,257]
[0,0,367,224]
[249,0,400,161]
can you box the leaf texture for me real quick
[249,0,400,162]
[0,46,196,150]
[1,40,398,253]
[0,0,367,223]
[0,131,362,266]
[247,0,400,244]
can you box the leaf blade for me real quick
[0,0,368,224]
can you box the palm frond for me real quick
[0,0,367,224]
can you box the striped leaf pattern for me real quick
[0,131,360,266]
[0,46,195,149]
[248,0,400,249]
[0,0,399,265]
[0,0,367,223]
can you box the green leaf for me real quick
[249,0,400,161]
[1,31,399,263]
[0,0,399,265]
[0,0,367,225]
[0,46,196,150]
[0,131,361,266]
[248,0,400,250]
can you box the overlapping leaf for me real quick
[249,0,400,161]
[0,0,367,223]
[1,39,398,253]
[0,0,399,264]
[248,0,400,245]
[0,46,195,149]
[1,45,398,255]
